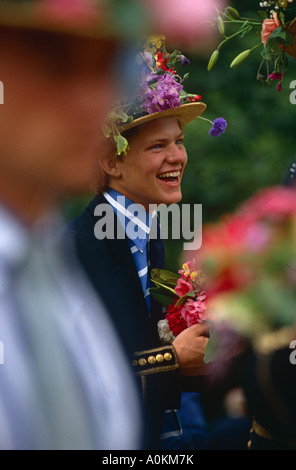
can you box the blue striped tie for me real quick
[103,189,152,312]
[128,238,150,312]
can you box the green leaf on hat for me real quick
[114,134,129,156]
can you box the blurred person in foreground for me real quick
[0,0,146,450]
[197,186,296,449]
[67,37,228,449]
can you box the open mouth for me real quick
[157,170,181,184]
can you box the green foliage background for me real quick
[64,0,296,272]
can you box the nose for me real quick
[165,143,187,166]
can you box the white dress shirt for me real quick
[0,204,142,450]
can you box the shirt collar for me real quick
[0,202,65,270]
[0,204,31,270]
[103,188,157,252]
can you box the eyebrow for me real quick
[143,131,184,147]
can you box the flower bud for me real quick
[217,16,225,35]
[225,6,240,19]
[230,49,252,68]
[207,49,219,71]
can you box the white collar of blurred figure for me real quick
[0,202,66,277]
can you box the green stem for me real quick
[251,42,263,52]
[223,19,262,26]
[196,116,214,125]
[217,24,252,50]
[257,58,265,77]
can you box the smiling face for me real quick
[106,117,188,211]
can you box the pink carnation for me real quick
[181,296,207,327]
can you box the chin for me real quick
[59,159,97,194]
[163,191,182,205]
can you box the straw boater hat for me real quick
[120,102,207,132]
[104,36,226,155]
[0,0,147,40]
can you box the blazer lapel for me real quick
[88,194,159,347]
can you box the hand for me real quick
[172,323,210,376]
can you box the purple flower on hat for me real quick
[209,117,227,137]
[180,55,190,66]
[141,72,183,114]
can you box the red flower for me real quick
[155,51,175,74]
[175,277,193,297]
[166,303,187,336]
[188,94,202,102]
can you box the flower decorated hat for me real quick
[103,36,227,155]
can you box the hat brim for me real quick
[0,1,119,41]
[119,102,207,132]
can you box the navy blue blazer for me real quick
[67,193,182,448]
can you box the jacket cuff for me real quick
[131,345,179,376]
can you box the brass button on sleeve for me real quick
[156,354,164,363]
[138,358,147,366]
[164,352,172,361]
[148,356,156,364]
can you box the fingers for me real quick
[188,322,211,337]
[172,328,210,376]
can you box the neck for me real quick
[106,185,157,214]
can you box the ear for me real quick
[98,143,123,179]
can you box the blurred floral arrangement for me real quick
[149,260,207,344]
[196,186,296,349]
[103,36,227,155]
[208,2,296,91]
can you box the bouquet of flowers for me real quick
[197,186,296,344]
[208,2,296,91]
[150,260,207,344]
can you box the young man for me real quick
[0,0,146,450]
[67,40,214,448]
